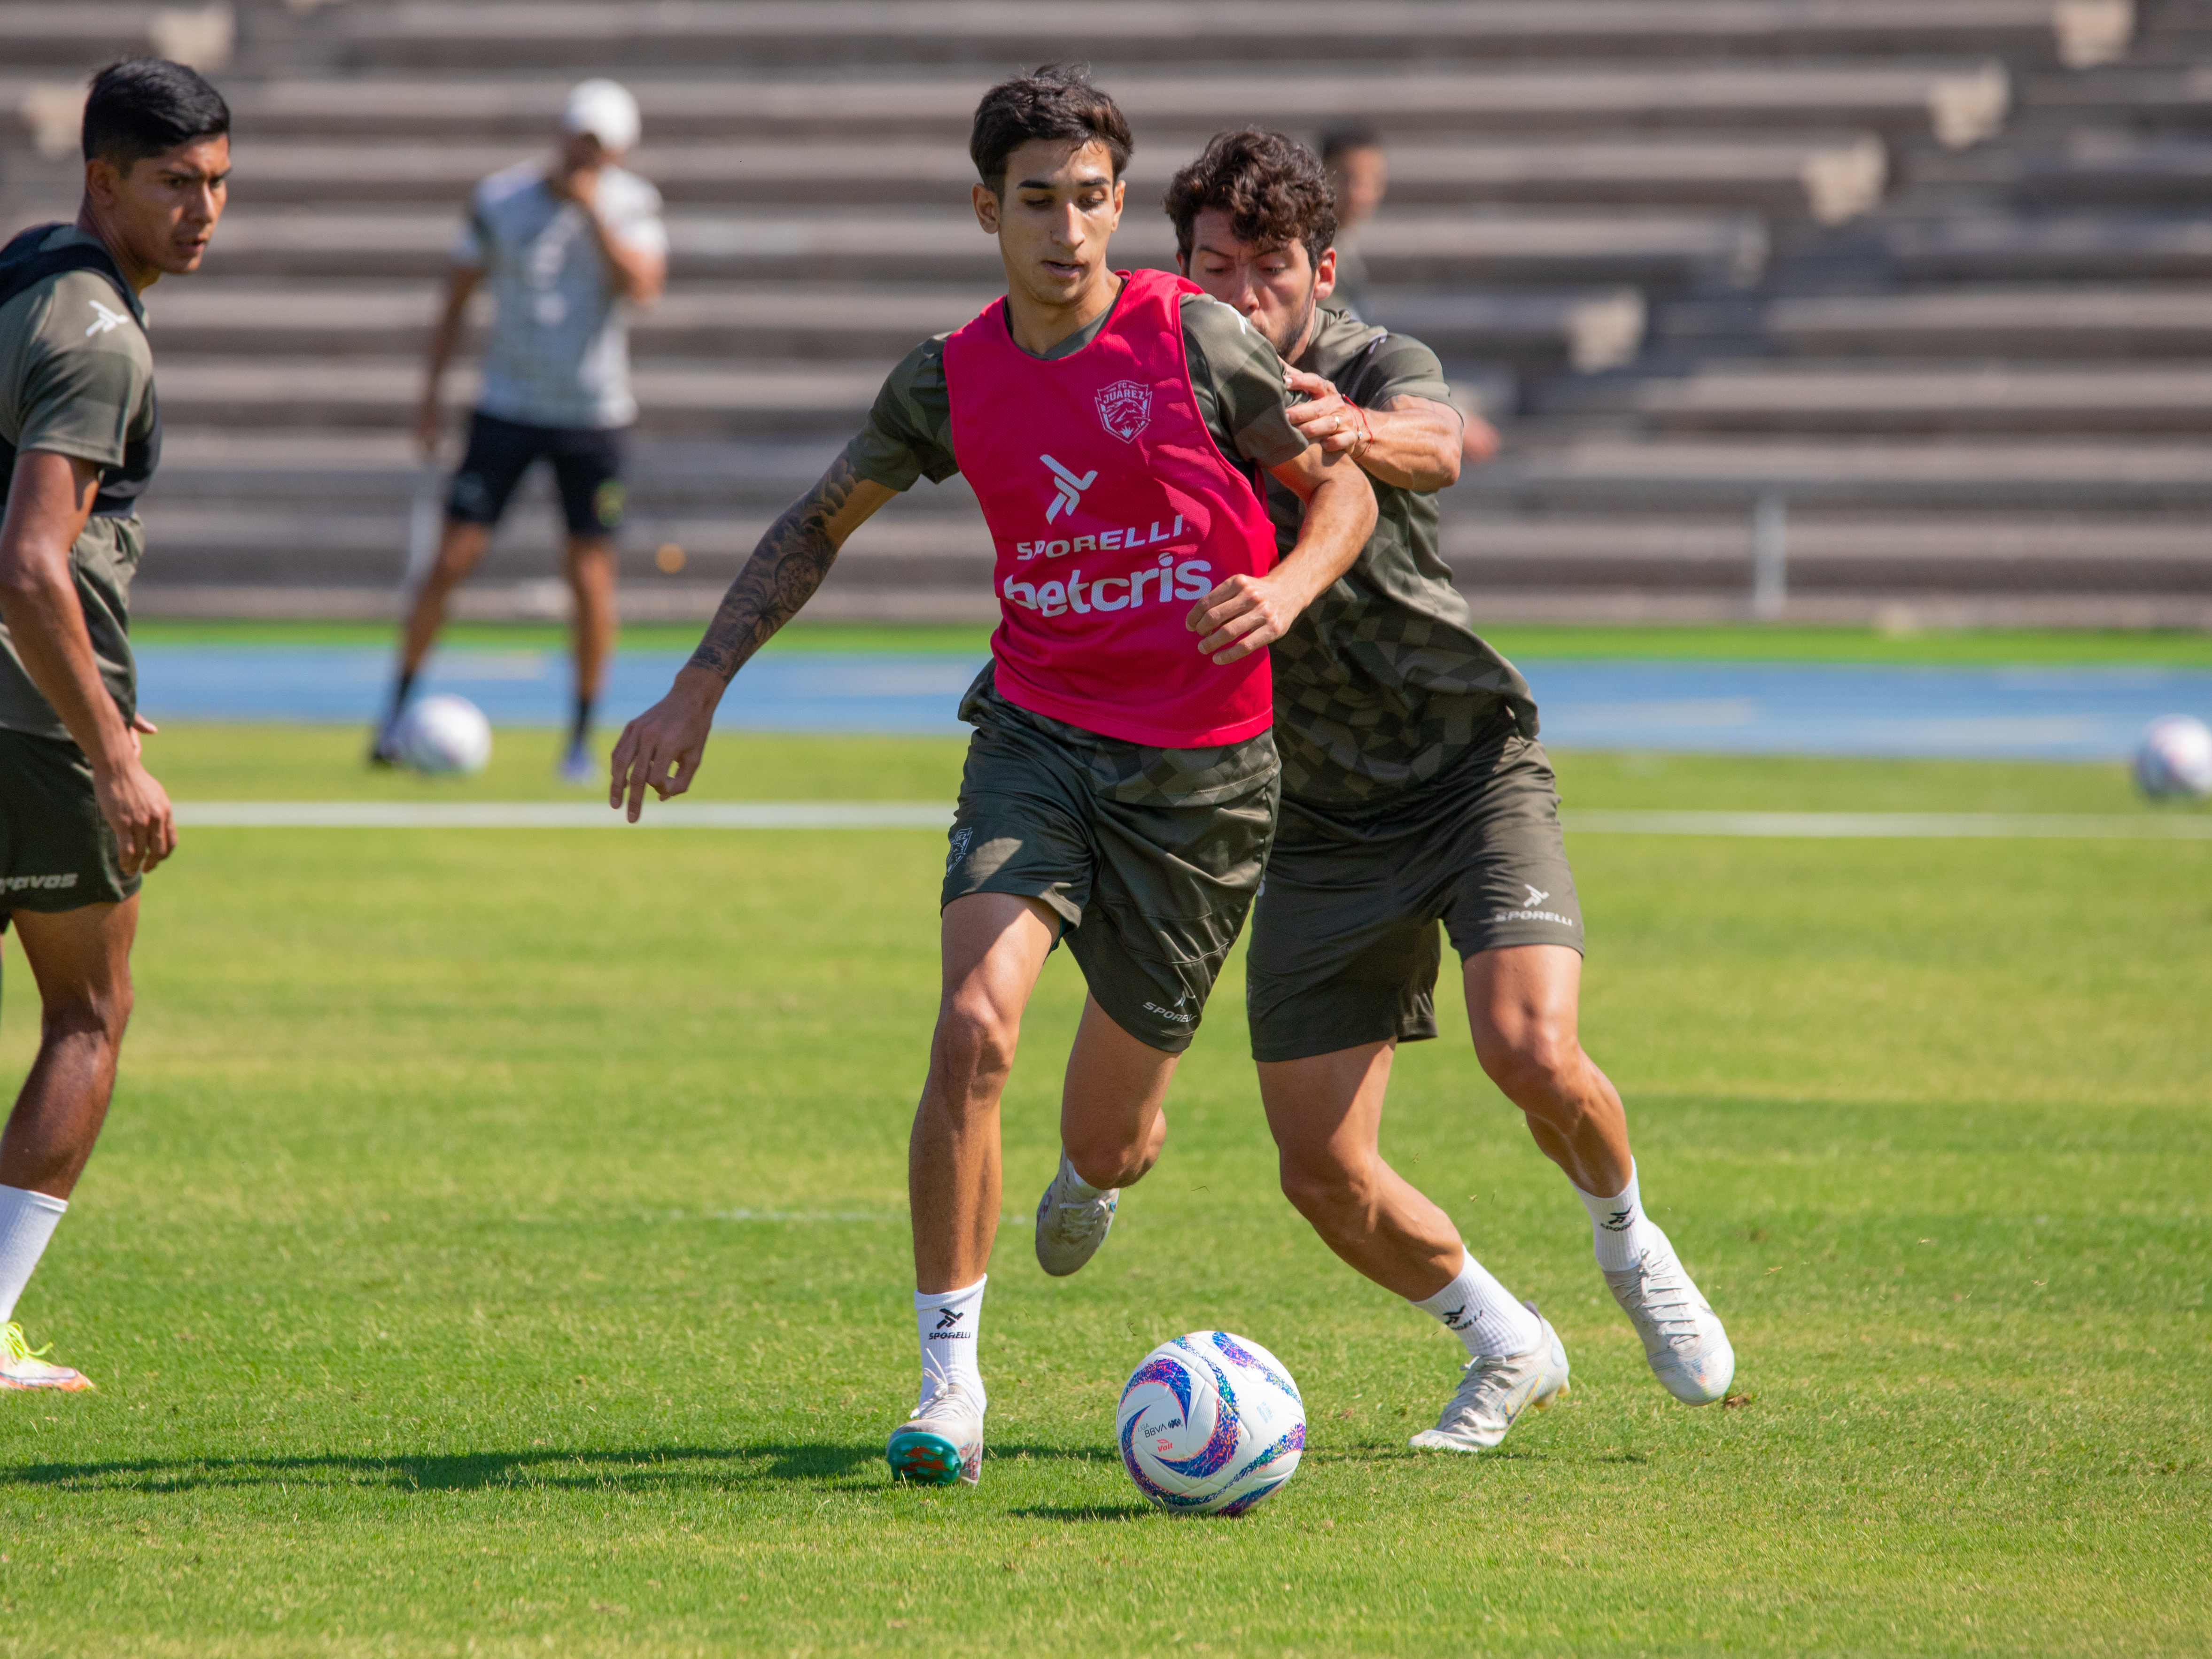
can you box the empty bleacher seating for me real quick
[2,0,2205,626]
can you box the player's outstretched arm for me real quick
[1284,368,1464,493]
[0,450,175,873]
[609,452,896,820]
[1188,445,1376,667]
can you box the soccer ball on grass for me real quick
[2134,714,2212,800]
[393,694,493,775]
[1117,1331,1304,1516]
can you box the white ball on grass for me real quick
[2134,714,2212,800]
[395,694,493,775]
[1118,1331,1305,1516]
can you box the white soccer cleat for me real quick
[557,743,598,787]
[886,1380,984,1487]
[1409,1304,1569,1452]
[1605,1243,1735,1405]
[1034,1154,1118,1278]
[0,1322,93,1393]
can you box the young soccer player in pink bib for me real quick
[611,68,1374,1488]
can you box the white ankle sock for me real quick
[1413,1250,1542,1359]
[915,1276,987,1412]
[1057,1152,1111,1199]
[1576,1162,1668,1273]
[0,1186,67,1325]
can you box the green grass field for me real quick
[2,724,2207,1656]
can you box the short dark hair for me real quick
[81,58,230,170]
[1319,124,1384,167]
[969,65,1132,196]
[1164,129,1337,268]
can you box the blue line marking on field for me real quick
[131,646,2212,760]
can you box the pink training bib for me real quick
[943,268,1281,748]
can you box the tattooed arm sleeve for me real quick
[685,452,898,682]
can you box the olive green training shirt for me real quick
[0,225,155,742]
[1264,303,1538,808]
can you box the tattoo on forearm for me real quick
[686,455,860,680]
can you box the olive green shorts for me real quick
[942,674,1279,1054]
[1245,729,1583,1062]
[0,726,140,929]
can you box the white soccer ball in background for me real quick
[2134,714,2212,800]
[1118,1331,1305,1517]
[395,694,493,775]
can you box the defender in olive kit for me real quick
[1076,129,1729,1451]
[0,60,231,1390]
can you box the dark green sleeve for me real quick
[841,334,959,490]
[10,273,153,468]
[1178,294,1308,472]
[1351,332,1454,411]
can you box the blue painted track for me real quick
[132,646,2212,760]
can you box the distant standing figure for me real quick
[1319,124,1497,466]
[1318,124,1388,323]
[375,79,667,783]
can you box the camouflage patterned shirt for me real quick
[1265,304,1538,807]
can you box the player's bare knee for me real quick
[39,982,131,1052]
[933,995,1019,1095]
[1278,1147,1372,1220]
[1066,1128,1150,1190]
[1479,1021,1578,1104]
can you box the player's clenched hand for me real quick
[93,753,176,877]
[1187,571,1304,667]
[1284,368,1367,457]
[609,675,717,822]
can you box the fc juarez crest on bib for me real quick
[1094,379,1153,442]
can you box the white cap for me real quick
[560,79,641,153]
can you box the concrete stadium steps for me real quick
[0,3,240,70]
[142,432,933,517]
[7,0,2206,622]
[173,208,1763,292]
[1746,287,2212,356]
[330,1,2114,72]
[149,357,899,434]
[214,133,1887,220]
[1456,435,2212,509]
[143,282,1635,372]
[1538,361,2212,433]
[1438,513,2212,597]
[177,67,2017,144]
[1878,213,2212,280]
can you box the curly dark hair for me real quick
[1164,129,1337,268]
[969,65,1133,197]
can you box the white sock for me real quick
[1413,1249,1542,1359]
[0,1186,68,1325]
[1576,1161,1669,1273]
[914,1275,987,1412]
[1057,1151,1112,1198]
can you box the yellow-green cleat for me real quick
[0,1322,93,1393]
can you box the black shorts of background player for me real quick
[375,81,666,784]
